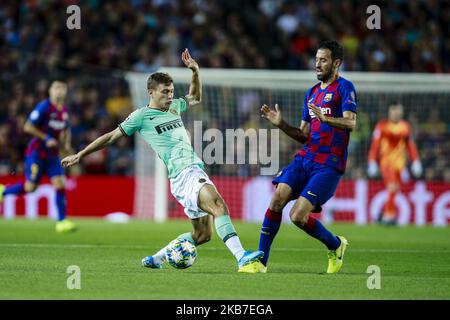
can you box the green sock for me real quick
[214,215,237,242]
[214,215,245,261]
[153,232,196,264]
[177,232,196,245]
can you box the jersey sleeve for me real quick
[28,101,50,125]
[170,98,188,114]
[339,81,357,113]
[119,109,143,136]
[302,89,312,123]
[405,122,420,161]
[368,121,383,162]
[179,97,188,113]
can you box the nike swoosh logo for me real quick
[149,117,156,120]
[337,242,345,259]
[307,191,317,197]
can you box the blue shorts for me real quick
[25,151,63,183]
[272,155,342,206]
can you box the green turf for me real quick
[0,218,449,299]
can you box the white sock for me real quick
[224,235,245,261]
[152,233,195,265]
[152,245,168,265]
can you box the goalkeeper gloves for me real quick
[401,168,410,183]
[367,161,379,178]
[411,160,423,178]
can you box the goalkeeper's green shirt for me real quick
[119,98,204,178]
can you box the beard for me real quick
[316,68,334,82]
[53,96,66,104]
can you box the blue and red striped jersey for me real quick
[25,99,69,157]
[298,76,357,173]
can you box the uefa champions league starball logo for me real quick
[165,238,197,269]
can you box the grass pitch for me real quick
[0,218,449,300]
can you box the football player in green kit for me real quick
[61,49,263,272]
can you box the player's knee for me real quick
[270,195,288,212]
[24,182,37,193]
[210,197,228,216]
[54,186,65,193]
[289,211,309,227]
[270,196,286,212]
[52,179,65,190]
[193,230,212,245]
[387,183,399,192]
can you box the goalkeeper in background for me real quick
[368,103,422,225]
[61,49,263,272]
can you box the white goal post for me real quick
[125,69,450,222]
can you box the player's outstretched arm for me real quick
[367,122,381,178]
[59,127,74,158]
[261,104,309,143]
[181,48,201,107]
[61,127,124,168]
[407,134,422,178]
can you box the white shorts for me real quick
[170,165,214,219]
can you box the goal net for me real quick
[125,69,450,225]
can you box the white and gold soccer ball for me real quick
[165,238,197,269]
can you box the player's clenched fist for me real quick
[61,154,81,168]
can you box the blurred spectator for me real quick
[107,138,135,176]
[82,131,109,174]
[133,46,160,73]
[105,84,133,121]
[1,0,449,73]
[0,0,449,180]
[0,124,14,175]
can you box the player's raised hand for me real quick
[261,103,282,127]
[181,48,199,73]
[61,154,81,168]
[308,103,326,122]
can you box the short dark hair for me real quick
[147,72,173,90]
[50,76,67,83]
[318,40,344,62]
[49,78,67,86]
[48,78,67,91]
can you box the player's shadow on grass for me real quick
[186,269,345,275]
[257,267,363,276]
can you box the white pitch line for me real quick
[0,243,448,254]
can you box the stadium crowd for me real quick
[1,0,449,180]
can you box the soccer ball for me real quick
[165,238,197,269]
